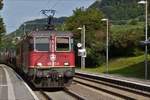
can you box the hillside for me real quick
[89,0,145,21]
[8,17,67,38]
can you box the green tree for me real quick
[0,0,3,10]
[65,8,106,66]
[110,25,144,57]
[90,0,144,21]
[0,0,5,46]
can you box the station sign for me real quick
[140,40,150,45]
[78,48,86,57]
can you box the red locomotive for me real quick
[14,30,75,88]
[0,10,76,88]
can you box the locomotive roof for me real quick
[28,31,73,37]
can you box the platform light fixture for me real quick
[138,0,148,79]
[101,18,109,74]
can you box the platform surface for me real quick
[0,64,39,100]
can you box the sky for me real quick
[1,0,96,34]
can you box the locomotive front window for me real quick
[56,37,70,51]
[35,37,49,51]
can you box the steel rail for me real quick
[75,72,150,99]
[75,72,150,92]
[63,87,86,100]
[74,78,134,99]
[40,91,52,100]
[39,89,85,100]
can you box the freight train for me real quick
[0,10,75,88]
[0,30,75,88]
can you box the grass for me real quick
[78,55,150,79]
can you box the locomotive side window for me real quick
[35,37,49,51]
[56,37,70,51]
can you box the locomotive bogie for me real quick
[27,67,74,88]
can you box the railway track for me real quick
[74,72,150,100]
[31,71,150,100]
[34,83,118,100]
[34,91,50,100]
[34,88,85,100]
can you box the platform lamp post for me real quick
[77,25,86,69]
[23,23,26,36]
[138,0,148,79]
[101,18,109,74]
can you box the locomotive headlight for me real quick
[37,63,42,66]
[64,62,69,66]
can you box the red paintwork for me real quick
[29,51,75,68]
[10,31,75,88]
[15,31,75,70]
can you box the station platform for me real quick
[0,64,39,100]
[76,69,150,86]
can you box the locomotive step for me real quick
[0,64,39,100]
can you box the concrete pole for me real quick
[145,0,148,79]
[106,20,109,74]
[24,23,26,36]
[138,0,148,79]
[81,25,85,69]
